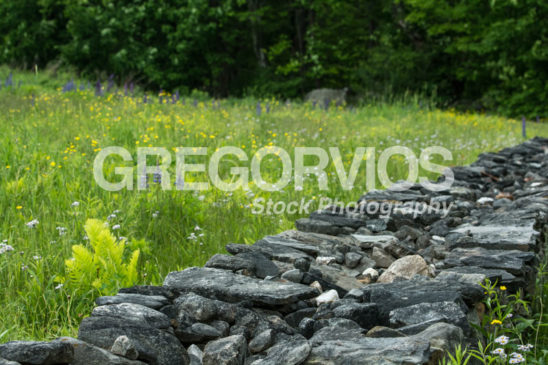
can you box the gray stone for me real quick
[444,247,534,275]
[95,293,169,309]
[119,285,175,299]
[175,292,220,322]
[110,335,139,360]
[305,336,430,364]
[250,237,315,263]
[310,209,367,229]
[295,218,344,236]
[281,269,304,283]
[389,301,468,332]
[371,247,395,268]
[187,344,203,365]
[344,252,362,268]
[176,323,223,343]
[252,336,310,365]
[285,308,317,328]
[78,316,188,365]
[163,267,318,306]
[365,219,388,232]
[360,277,475,321]
[205,254,255,272]
[92,303,170,329]
[209,320,231,337]
[236,252,280,278]
[312,318,362,333]
[412,323,463,365]
[293,258,311,272]
[202,335,247,365]
[332,303,379,330]
[54,337,145,365]
[248,329,275,354]
[310,323,364,344]
[0,341,73,365]
[448,223,538,251]
[350,234,398,250]
[0,358,20,365]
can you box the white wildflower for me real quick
[0,243,14,254]
[26,219,39,228]
[71,201,80,207]
[112,224,121,230]
[494,335,509,345]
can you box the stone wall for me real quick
[1,137,547,365]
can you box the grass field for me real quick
[1,67,547,341]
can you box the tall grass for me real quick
[0,67,547,340]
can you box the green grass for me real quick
[0,67,547,341]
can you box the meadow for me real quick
[1,67,547,341]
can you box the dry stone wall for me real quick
[1,137,547,365]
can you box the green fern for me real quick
[60,219,141,296]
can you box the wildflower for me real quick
[509,352,525,363]
[491,348,505,355]
[490,319,502,325]
[112,224,121,230]
[56,227,67,236]
[187,232,197,240]
[21,264,28,271]
[0,243,14,254]
[71,201,80,207]
[26,219,39,228]
[194,225,201,231]
[500,285,507,291]
[509,358,525,364]
[494,335,509,345]
[107,214,117,220]
[33,255,42,260]
[152,211,159,218]
[16,205,22,210]
[54,284,63,290]
[517,344,533,351]
[506,313,513,319]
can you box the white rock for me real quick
[432,235,445,242]
[361,268,379,281]
[315,289,339,306]
[476,197,494,205]
[377,255,434,284]
[316,256,336,265]
[310,281,323,293]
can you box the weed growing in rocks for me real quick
[443,271,548,364]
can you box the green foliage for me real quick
[61,219,141,296]
[442,277,548,364]
[0,0,546,116]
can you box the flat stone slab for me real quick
[305,336,430,364]
[163,267,319,306]
[448,224,538,251]
[444,247,535,275]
